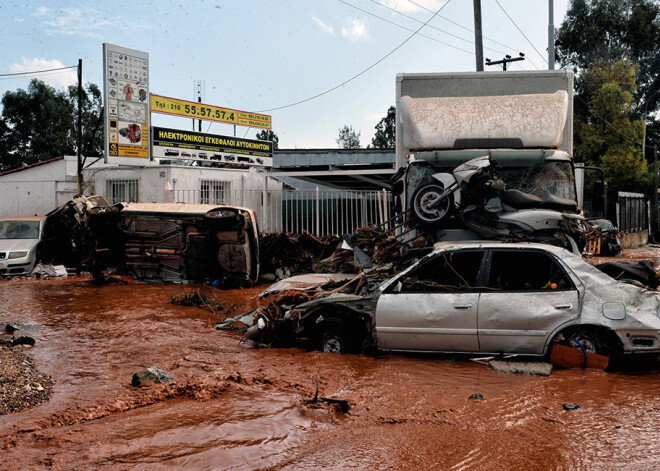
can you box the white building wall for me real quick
[0,158,78,218]
[2,155,284,229]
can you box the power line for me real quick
[494,0,547,65]
[0,65,77,78]
[337,0,473,55]
[255,0,453,113]
[367,0,507,55]
[405,0,523,54]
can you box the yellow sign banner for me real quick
[150,94,271,129]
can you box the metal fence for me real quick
[617,192,648,234]
[173,188,392,236]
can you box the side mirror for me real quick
[392,281,402,293]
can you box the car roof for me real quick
[0,216,46,221]
[431,240,576,257]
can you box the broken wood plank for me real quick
[550,344,609,370]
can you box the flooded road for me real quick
[1,277,660,469]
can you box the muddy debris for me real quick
[259,226,419,278]
[0,348,53,415]
[4,320,43,333]
[131,366,174,387]
[563,403,580,411]
[469,393,484,400]
[11,330,35,347]
[170,289,236,316]
[304,381,350,414]
[488,360,553,376]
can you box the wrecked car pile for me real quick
[259,226,410,278]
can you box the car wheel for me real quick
[313,318,352,354]
[568,330,600,354]
[566,329,622,367]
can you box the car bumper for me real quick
[0,256,36,275]
[617,329,660,353]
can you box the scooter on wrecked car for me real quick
[410,155,586,249]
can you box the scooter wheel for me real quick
[411,183,453,225]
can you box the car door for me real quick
[477,248,580,354]
[375,250,486,352]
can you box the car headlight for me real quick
[8,251,28,259]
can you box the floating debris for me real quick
[170,289,236,315]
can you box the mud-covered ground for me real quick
[1,249,660,469]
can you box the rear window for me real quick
[487,250,573,291]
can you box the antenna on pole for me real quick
[193,80,205,132]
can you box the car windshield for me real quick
[0,220,40,239]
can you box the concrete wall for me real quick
[620,231,648,249]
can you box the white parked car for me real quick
[0,216,46,275]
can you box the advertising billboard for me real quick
[152,126,273,167]
[151,94,271,129]
[103,43,150,162]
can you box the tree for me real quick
[371,106,395,149]
[573,60,647,192]
[336,125,361,149]
[255,129,279,149]
[0,79,104,172]
[556,0,660,116]
[68,82,104,158]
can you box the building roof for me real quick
[271,148,396,191]
[0,156,64,177]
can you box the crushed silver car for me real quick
[247,241,660,360]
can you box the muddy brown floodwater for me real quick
[1,273,660,470]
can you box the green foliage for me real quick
[371,106,395,149]
[573,60,647,192]
[0,79,104,172]
[255,129,279,149]
[556,0,660,116]
[336,125,361,149]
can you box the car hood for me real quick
[295,293,370,309]
[259,273,359,298]
[0,239,39,252]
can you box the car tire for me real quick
[313,318,353,354]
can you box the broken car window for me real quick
[399,251,484,293]
[487,250,573,291]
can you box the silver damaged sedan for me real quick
[281,242,660,359]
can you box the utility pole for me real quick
[473,0,484,71]
[548,0,555,69]
[655,146,658,232]
[77,58,83,194]
[486,54,525,71]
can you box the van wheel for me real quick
[313,318,352,354]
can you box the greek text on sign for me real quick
[150,94,271,129]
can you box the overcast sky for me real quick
[0,0,569,149]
